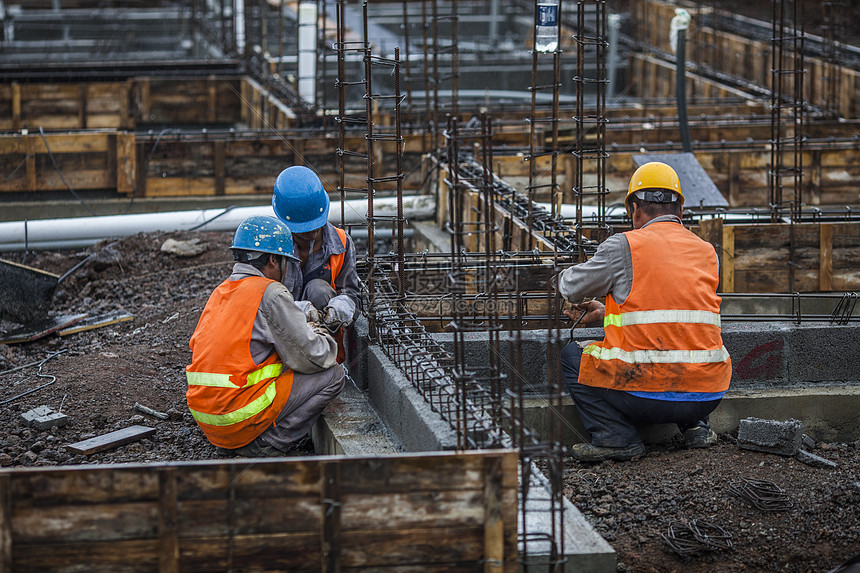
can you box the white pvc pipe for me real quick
[297,1,317,105]
[0,195,435,251]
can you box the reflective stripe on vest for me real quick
[603,309,721,328]
[187,362,284,389]
[583,344,730,365]
[189,380,277,426]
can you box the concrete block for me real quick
[721,323,789,387]
[21,406,69,430]
[795,449,838,469]
[737,417,803,456]
[787,325,859,384]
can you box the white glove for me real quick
[294,300,321,324]
[323,295,355,329]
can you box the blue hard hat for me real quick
[272,166,330,233]
[231,215,299,261]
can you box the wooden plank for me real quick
[339,490,487,530]
[12,539,158,572]
[78,85,87,129]
[25,135,36,192]
[116,132,136,195]
[11,502,158,543]
[820,223,834,291]
[0,314,87,345]
[322,460,342,573]
[12,83,21,132]
[721,225,735,293]
[178,532,319,572]
[65,425,156,455]
[483,455,504,572]
[214,141,225,196]
[339,526,483,568]
[178,497,322,537]
[0,475,11,573]
[9,467,159,506]
[159,468,179,573]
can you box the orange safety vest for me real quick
[330,227,348,363]
[579,221,732,394]
[185,276,295,448]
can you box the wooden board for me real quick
[65,425,156,455]
[0,450,518,571]
[0,314,87,345]
[57,310,134,337]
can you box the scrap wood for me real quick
[58,310,134,336]
[133,402,169,420]
[65,425,156,455]
[0,313,87,345]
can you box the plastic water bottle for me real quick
[535,1,560,53]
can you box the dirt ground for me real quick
[1,231,859,572]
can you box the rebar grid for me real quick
[455,156,599,256]
[525,0,564,251]
[572,1,611,260]
[443,114,509,451]
[768,0,805,223]
[768,0,805,293]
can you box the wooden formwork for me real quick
[697,219,860,293]
[0,450,518,572]
[630,0,860,118]
[0,77,244,132]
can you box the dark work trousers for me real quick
[561,341,722,447]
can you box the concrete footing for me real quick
[313,318,858,572]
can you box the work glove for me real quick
[322,295,355,332]
[294,300,321,324]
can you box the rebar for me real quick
[661,519,733,556]
[573,1,611,260]
[768,0,805,294]
[525,0,564,250]
[728,476,794,511]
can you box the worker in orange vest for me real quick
[186,215,344,457]
[272,166,360,363]
[557,162,732,462]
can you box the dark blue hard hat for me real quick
[272,166,330,233]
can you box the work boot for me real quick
[684,425,718,448]
[570,442,645,462]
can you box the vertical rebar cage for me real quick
[573,0,610,258]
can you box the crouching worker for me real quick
[556,162,732,463]
[186,215,344,457]
[272,166,360,363]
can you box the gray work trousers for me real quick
[561,341,721,447]
[259,364,345,450]
[302,278,336,311]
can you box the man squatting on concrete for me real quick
[272,166,361,363]
[556,162,733,462]
[186,215,345,457]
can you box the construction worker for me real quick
[557,162,732,462]
[186,215,344,457]
[272,165,360,362]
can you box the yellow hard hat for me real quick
[625,162,684,217]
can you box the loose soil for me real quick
[1,231,859,572]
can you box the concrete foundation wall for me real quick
[433,322,860,391]
[432,322,860,443]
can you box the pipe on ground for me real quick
[0,195,435,251]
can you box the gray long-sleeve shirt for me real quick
[230,263,338,373]
[282,222,361,324]
[557,215,683,305]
